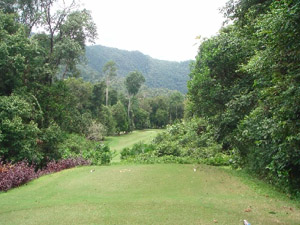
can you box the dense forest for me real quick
[188,0,300,195]
[79,45,191,93]
[1,0,300,198]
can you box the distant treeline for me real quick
[79,45,191,93]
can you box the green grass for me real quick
[1,131,300,224]
[1,164,300,225]
[104,129,164,162]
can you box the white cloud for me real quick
[80,0,228,61]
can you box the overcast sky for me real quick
[80,0,228,61]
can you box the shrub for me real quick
[120,120,232,166]
[38,157,90,176]
[82,143,112,165]
[0,95,42,164]
[58,134,113,165]
[86,121,107,141]
[39,122,64,162]
[58,133,96,158]
[0,160,37,191]
[121,142,155,160]
[0,157,90,192]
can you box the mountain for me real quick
[79,45,192,93]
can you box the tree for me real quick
[112,101,129,134]
[154,109,168,128]
[1,1,97,81]
[91,81,106,117]
[99,105,115,135]
[108,89,118,106]
[148,96,168,128]
[64,78,93,113]
[188,25,255,148]
[169,91,184,123]
[0,12,45,95]
[0,0,43,35]
[102,61,117,106]
[0,95,42,163]
[186,0,300,194]
[125,71,145,128]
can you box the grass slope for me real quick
[105,129,164,162]
[1,164,300,225]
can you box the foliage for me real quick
[111,101,129,134]
[0,160,36,192]
[152,120,229,165]
[144,94,184,128]
[187,0,300,195]
[38,157,90,176]
[58,133,96,157]
[0,12,45,95]
[81,45,191,93]
[0,157,90,192]
[103,60,117,106]
[120,142,156,160]
[90,81,106,116]
[0,95,42,163]
[133,107,150,130]
[98,106,115,135]
[82,143,112,165]
[120,120,231,166]
[125,71,145,96]
[86,121,107,141]
[58,134,112,165]
[125,71,145,129]
[39,122,64,163]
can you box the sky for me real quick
[79,0,228,62]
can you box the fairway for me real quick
[105,129,164,162]
[1,164,300,225]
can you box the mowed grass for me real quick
[1,164,300,225]
[105,129,164,162]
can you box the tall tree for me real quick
[125,71,145,129]
[91,81,106,117]
[112,101,129,134]
[169,91,184,122]
[102,61,117,106]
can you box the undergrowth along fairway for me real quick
[105,129,164,162]
[0,164,300,225]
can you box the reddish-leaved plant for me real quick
[0,157,90,192]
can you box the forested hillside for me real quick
[79,45,191,93]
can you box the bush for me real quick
[121,142,156,160]
[0,95,42,164]
[151,120,230,166]
[38,157,90,176]
[58,133,96,158]
[82,143,112,165]
[120,129,232,166]
[39,122,64,162]
[58,134,113,165]
[86,121,107,141]
[0,157,90,192]
[0,160,37,191]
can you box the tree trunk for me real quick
[106,86,109,106]
[127,96,131,121]
[105,78,109,106]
